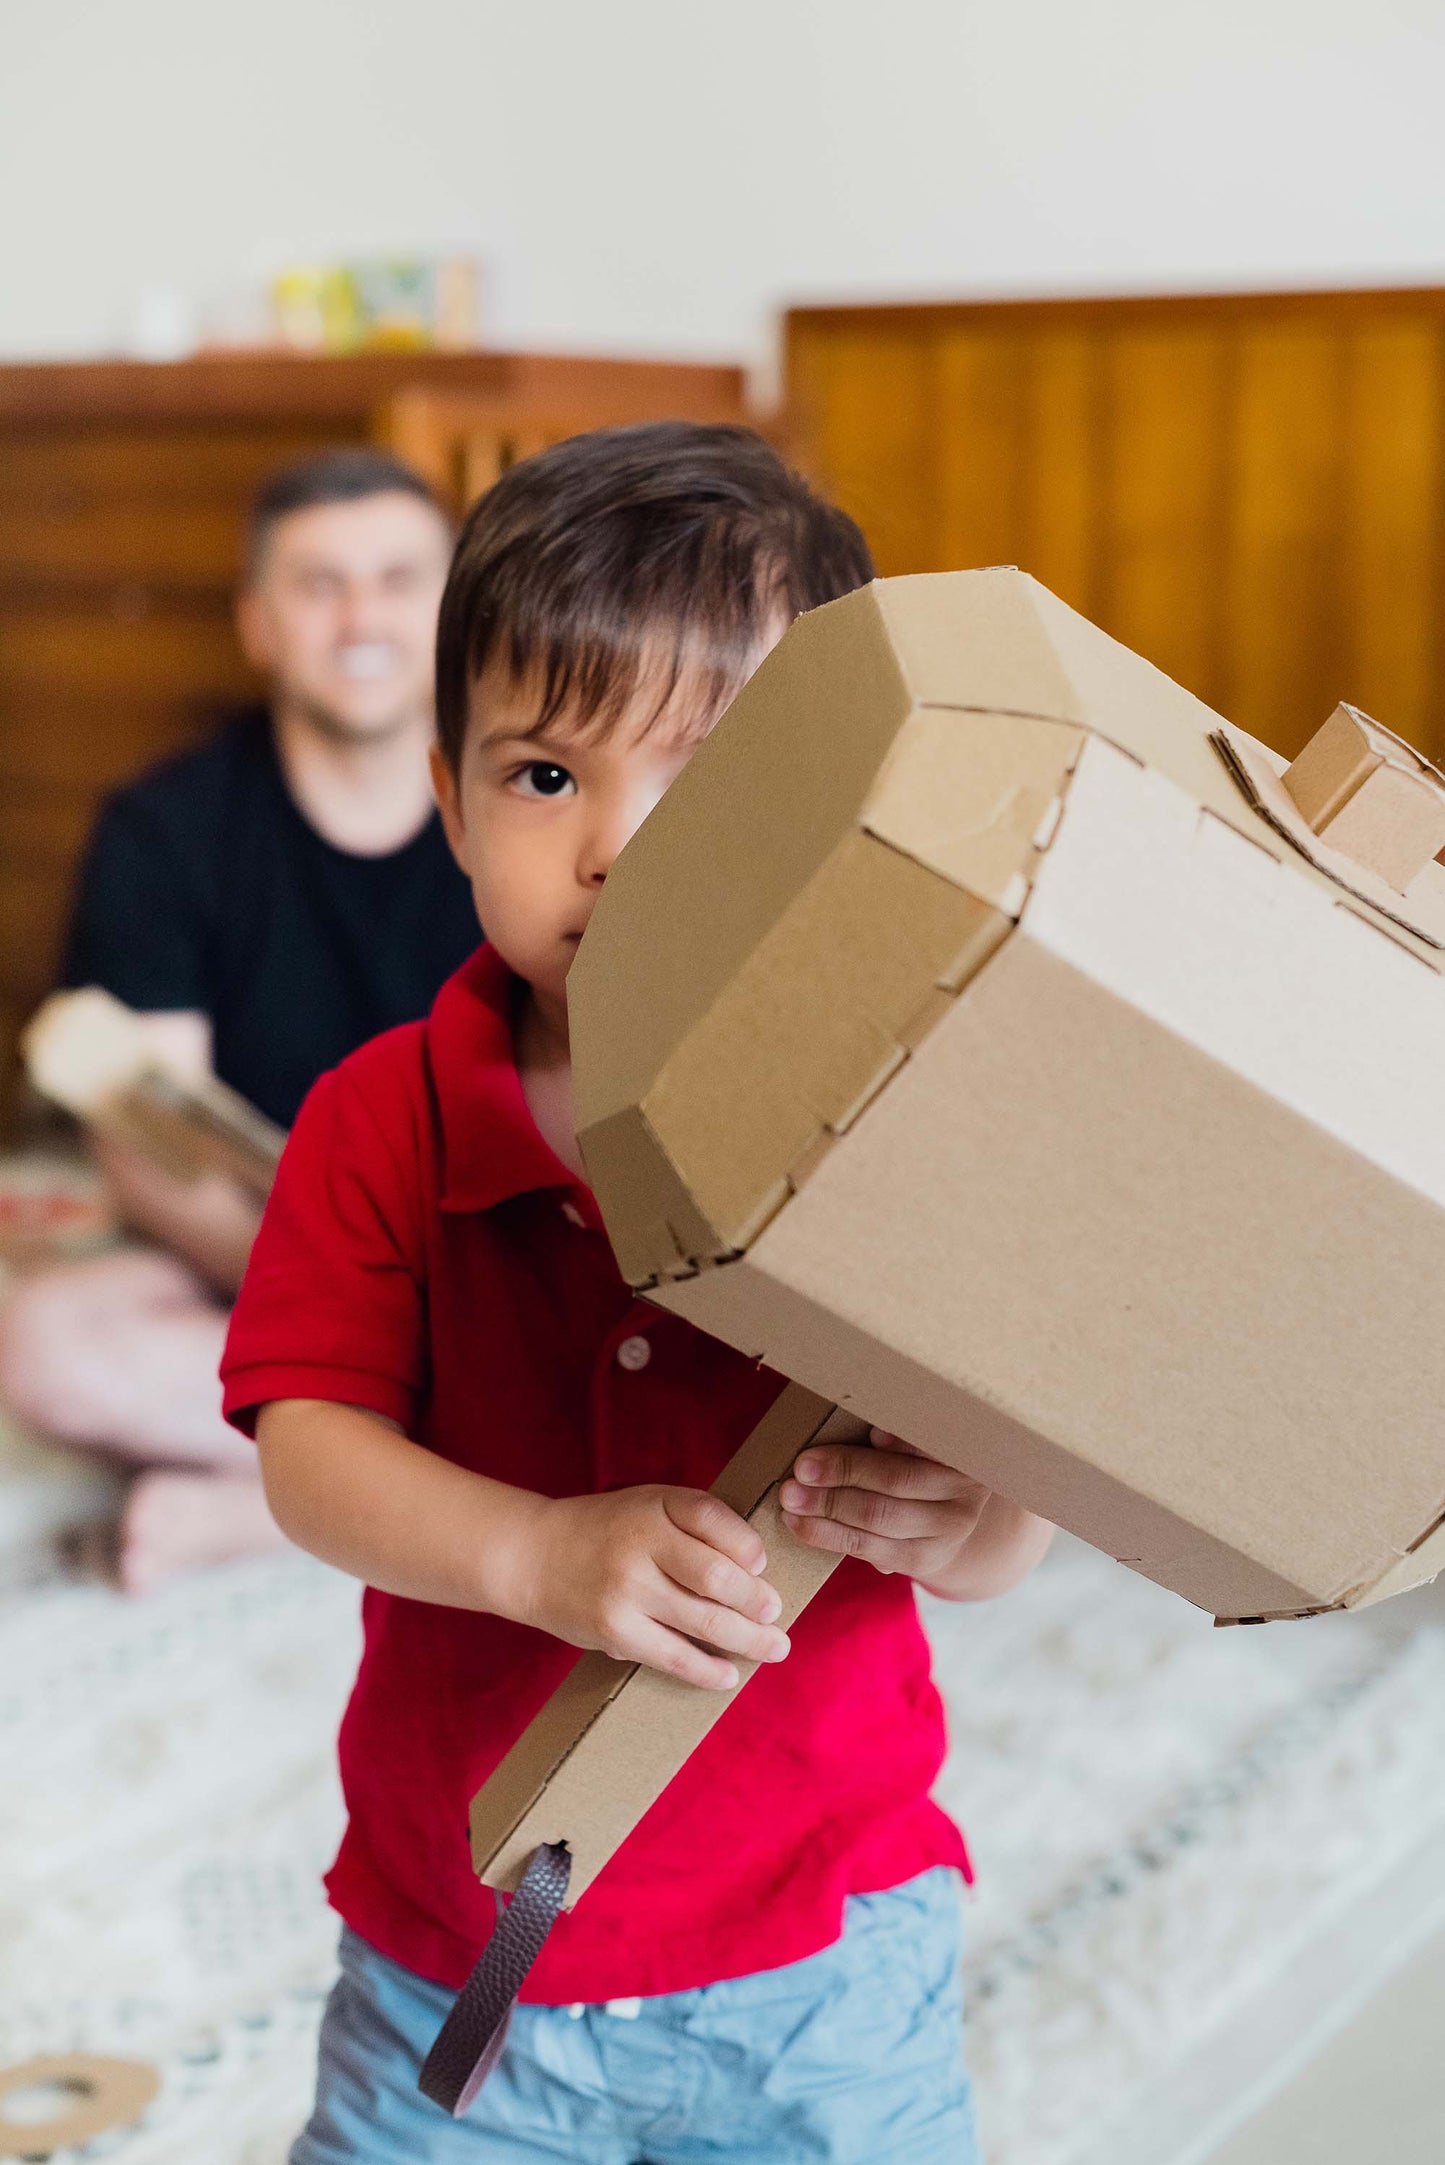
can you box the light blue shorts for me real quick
[290,1867,979,2163]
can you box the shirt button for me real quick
[616,1334,651,1373]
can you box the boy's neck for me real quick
[515,985,584,1179]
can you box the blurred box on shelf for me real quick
[270,256,480,354]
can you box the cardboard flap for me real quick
[1213,724,1445,954]
[1282,703,1445,894]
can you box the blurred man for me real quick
[0,448,477,1590]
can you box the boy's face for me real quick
[432,657,718,1030]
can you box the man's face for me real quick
[237,491,452,741]
[433,661,700,1024]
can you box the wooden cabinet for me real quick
[0,349,745,1121]
[787,288,1445,765]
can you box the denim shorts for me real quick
[290,1867,979,2164]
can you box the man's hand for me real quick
[92,1132,263,1297]
[780,1430,1054,1601]
[88,1010,262,1295]
[524,1485,791,1691]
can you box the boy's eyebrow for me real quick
[474,714,569,751]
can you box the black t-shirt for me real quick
[62,710,480,1127]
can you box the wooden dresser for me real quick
[0,349,746,1122]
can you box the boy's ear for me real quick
[430,743,468,866]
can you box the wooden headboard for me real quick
[786,287,1445,764]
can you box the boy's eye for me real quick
[512,762,576,799]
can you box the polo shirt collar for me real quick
[430,945,587,1215]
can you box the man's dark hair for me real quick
[434,422,874,769]
[246,447,447,578]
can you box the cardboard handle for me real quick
[425,1384,869,2110]
[467,1383,867,1904]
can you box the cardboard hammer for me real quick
[423,570,1445,2108]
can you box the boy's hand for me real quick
[524,1485,790,1691]
[780,1430,991,1582]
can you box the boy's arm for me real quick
[779,1428,1054,1602]
[256,1397,792,1689]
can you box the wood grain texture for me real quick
[0,350,748,1125]
[785,288,1445,764]
[376,394,618,515]
[0,350,746,425]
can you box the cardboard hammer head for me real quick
[569,570,1445,1623]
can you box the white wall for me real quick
[3,0,1444,378]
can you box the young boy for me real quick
[221,423,1055,2164]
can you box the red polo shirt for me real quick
[222,945,969,2001]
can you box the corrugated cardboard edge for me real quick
[1342,1514,1445,1611]
[1218,1517,1445,1621]
[469,1385,864,1902]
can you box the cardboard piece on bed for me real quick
[0,2054,158,2158]
[471,568,1445,1906]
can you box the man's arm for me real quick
[61,793,263,1290]
[780,1428,1055,1602]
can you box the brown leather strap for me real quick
[418,1842,572,2116]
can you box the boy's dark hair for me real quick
[434,422,874,769]
[247,447,447,578]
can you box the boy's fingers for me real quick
[665,1489,768,1575]
[780,1482,986,1545]
[624,1615,742,1692]
[652,1578,791,1667]
[780,1510,954,1577]
[660,1529,783,1625]
[788,1445,983,1505]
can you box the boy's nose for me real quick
[578,785,660,887]
[578,824,621,889]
